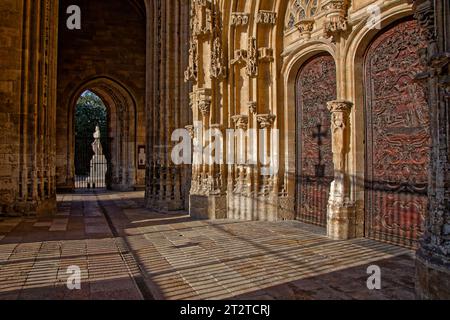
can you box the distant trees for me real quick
[75,90,108,139]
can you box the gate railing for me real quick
[75,136,111,190]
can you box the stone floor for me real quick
[0,191,417,300]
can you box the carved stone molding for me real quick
[190,0,213,37]
[246,37,258,77]
[185,39,198,82]
[230,38,259,78]
[210,37,227,80]
[258,47,274,63]
[327,99,353,114]
[230,49,248,65]
[256,11,277,25]
[231,12,249,26]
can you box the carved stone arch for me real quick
[67,77,138,191]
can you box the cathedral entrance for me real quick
[295,54,336,227]
[364,19,431,248]
[64,78,139,192]
[74,91,110,190]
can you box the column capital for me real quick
[232,115,249,130]
[256,114,276,129]
[295,19,315,40]
[327,100,353,114]
[323,0,350,40]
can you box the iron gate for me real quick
[75,136,111,189]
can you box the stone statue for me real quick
[88,125,107,188]
[92,125,103,155]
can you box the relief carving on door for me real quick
[296,54,336,226]
[365,19,430,247]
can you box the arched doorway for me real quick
[296,54,336,227]
[74,91,109,189]
[68,78,138,192]
[364,19,430,247]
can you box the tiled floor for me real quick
[0,191,416,300]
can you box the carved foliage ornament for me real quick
[256,11,277,25]
[323,0,350,39]
[231,12,249,26]
[210,37,227,80]
[185,39,198,82]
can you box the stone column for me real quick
[326,100,355,240]
[256,114,277,197]
[146,0,191,212]
[232,115,249,195]
[411,0,450,300]
[0,1,58,216]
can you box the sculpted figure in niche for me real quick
[331,113,345,173]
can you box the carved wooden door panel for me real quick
[296,54,336,227]
[365,20,430,247]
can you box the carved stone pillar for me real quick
[232,115,249,195]
[411,0,450,300]
[326,100,355,240]
[256,114,277,197]
[146,0,190,212]
[0,1,58,216]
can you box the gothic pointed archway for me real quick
[73,91,109,190]
[67,77,138,191]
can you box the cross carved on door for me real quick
[313,123,328,178]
